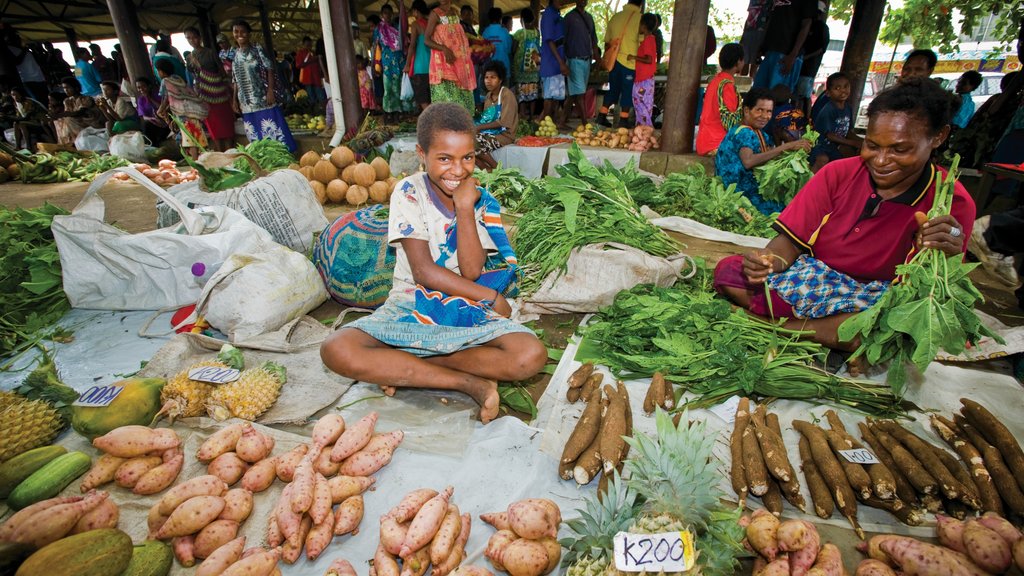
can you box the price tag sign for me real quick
[838,448,880,465]
[73,384,126,408]
[613,530,695,573]
[188,366,241,385]
[708,395,742,426]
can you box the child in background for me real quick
[155,58,208,160]
[48,92,73,144]
[951,70,982,129]
[629,13,658,127]
[767,83,807,143]
[475,60,519,170]
[357,55,378,111]
[320,103,546,424]
[811,72,861,171]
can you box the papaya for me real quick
[15,528,132,576]
[121,540,172,576]
[70,378,166,440]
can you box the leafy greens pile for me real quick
[475,165,541,214]
[648,165,777,237]
[512,145,679,295]
[838,156,1002,396]
[582,283,908,416]
[234,139,295,173]
[0,204,71,359]
[754,128,819,205]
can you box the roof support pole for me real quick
[530,0,541,19]
[479,0,494,31]
[106,0,154,82]
[195,4,217,50]
[327,0,364,138]
[258,0,276,55]
[64,28,80,53]
[839,0,885,118]
[660,0,709,154]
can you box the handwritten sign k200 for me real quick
[614,530,695,573]
[188,366,241,385]
[73,384,126,408]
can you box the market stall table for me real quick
[545,144,642,176]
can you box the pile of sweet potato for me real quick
[0,491,117,548]
[82,425,184,495]
[559,365,632,491]
[744,511,843,576]
[373,486,471,576]
[857,512,1024,575]
[482,499,562,576]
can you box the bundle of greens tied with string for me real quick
[580,282,910,417]
[754,127,819,205]
[512,145,679,295]
[838,155,1003,396]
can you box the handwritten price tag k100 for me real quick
[188,366,241,384]
[614,530,695,573]
[73,384,126,408]
[838,448,881,465]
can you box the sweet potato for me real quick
[962,519,1012,573]
[859,422,919,505]
[401,485,453,557]
[193,519,240,559]
[862,534,905,566]
[451,564,494,576]
[567,362,594,390]
[148,504,169,539]
[751,404,794,484]
[11,491,108,548]
[196,536,246,576]
[339,445,394,476]
[430,504,463,565]
[977,512,1022,546]
[275,444,309,482]
[799,436,834,519]
[500,538,549,576]
[267,513,283,548]
[0,495,83,540]
[316,444,343,476]
[485,529,518,571]
[173,535,196,567]
[68,497,119,534]
[433,548,466,576]
[196,423,245,463]
[313,413,346,449]
[1014,539,1024,572]
[936,514,967,552]
[643,372,666,414]
[508,499,559,540]
[854,559,898,576]
[573,433,603,485]
[806,543,843,576]
[276,484,303,544]
[561,387,603,465]
[93,425,180,458]
[208,451,249,486]
[730,398,751,507]
[134,451,184,495]
[235,424,273,463]
[400,546,431,576]
[218,488,254,523]
[481,511,510,531]
[785,520,821,576]
[333,494,364,536]
[221,547,281,576]
[960,399,1024,489]
[379,515,409,555]
[755,557,789,576]
[114,455,163,488]
[325,559,358,576]
[363,430,405,454]
[794,420,861,538]
[879,536,991,576]
[289,447,318,513]
[331,412,378,462]
[156,495,226,539]
[746,509,780,561]
[308,473,333,525]
[329,474,376,504]
[374,544,401,576]
[305,509,335,560]
[158,475,229,516]
[240,458,278,495]
[282,515,312,563]
[933,416,1003,515]
[80,454,126,491]
[957,417,1024,516]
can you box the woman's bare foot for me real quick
[457,378,500,424]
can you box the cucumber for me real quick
[0,445,67,499]
[6,451,91,511]
[120,541,172,576]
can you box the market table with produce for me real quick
[2,133,1024,576]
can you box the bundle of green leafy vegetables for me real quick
[838,155,1003,396]
[234,139,295,173]
[475,165,541,213]
[648,165,777,237]
[513,145,680,295]
[581,283,909,416]
[0,204,71,360]
[755,127,819,205]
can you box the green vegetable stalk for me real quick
[653,165,777,238]
[755,127,819,205]
[837,155,1003,396]
[234,139,294,173]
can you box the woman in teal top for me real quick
[408,0,433,110]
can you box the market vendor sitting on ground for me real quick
[714,78,976,353]
[321,103,547,424]
[714,87,812,214]
[95,81,139,135]
[475,61,518,171]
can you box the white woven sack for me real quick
[520,242,694,315]
[51,166,277,311]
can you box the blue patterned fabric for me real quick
[766,254,890,319]
[715,125,783,214]
[313,205,396,309]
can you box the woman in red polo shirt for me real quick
[714,78,976,351]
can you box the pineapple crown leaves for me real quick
[623,408,723,532]
[217,344,245,370]
[261,362,287,384]
[17,350,78,423]
[694,506,751,576]
[560,469,642,567]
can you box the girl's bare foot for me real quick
[378,384,397,396]
[457,378,500,424]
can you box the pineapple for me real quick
[206,362,286,421]
[157,344,245,422]
[562,470,640,576]
[0,391,64,461]
[17,352,79,425]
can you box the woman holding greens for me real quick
[714,78,975,351]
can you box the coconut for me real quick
[341,164,357,184]
[368,181,389,203]
[352,163,376,187]
[326,179,349,203]
[300,166,315,181]
[370,157,391,181]
[310,180,327,204]
[346,184,369,205]
[7,164,20,180]
[300,150,321,168]
[313,159,339,184]
[330,146,356,169]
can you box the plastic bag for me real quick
[108,131,148,163]
[74,126,109,152]
[400,73,414,101]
